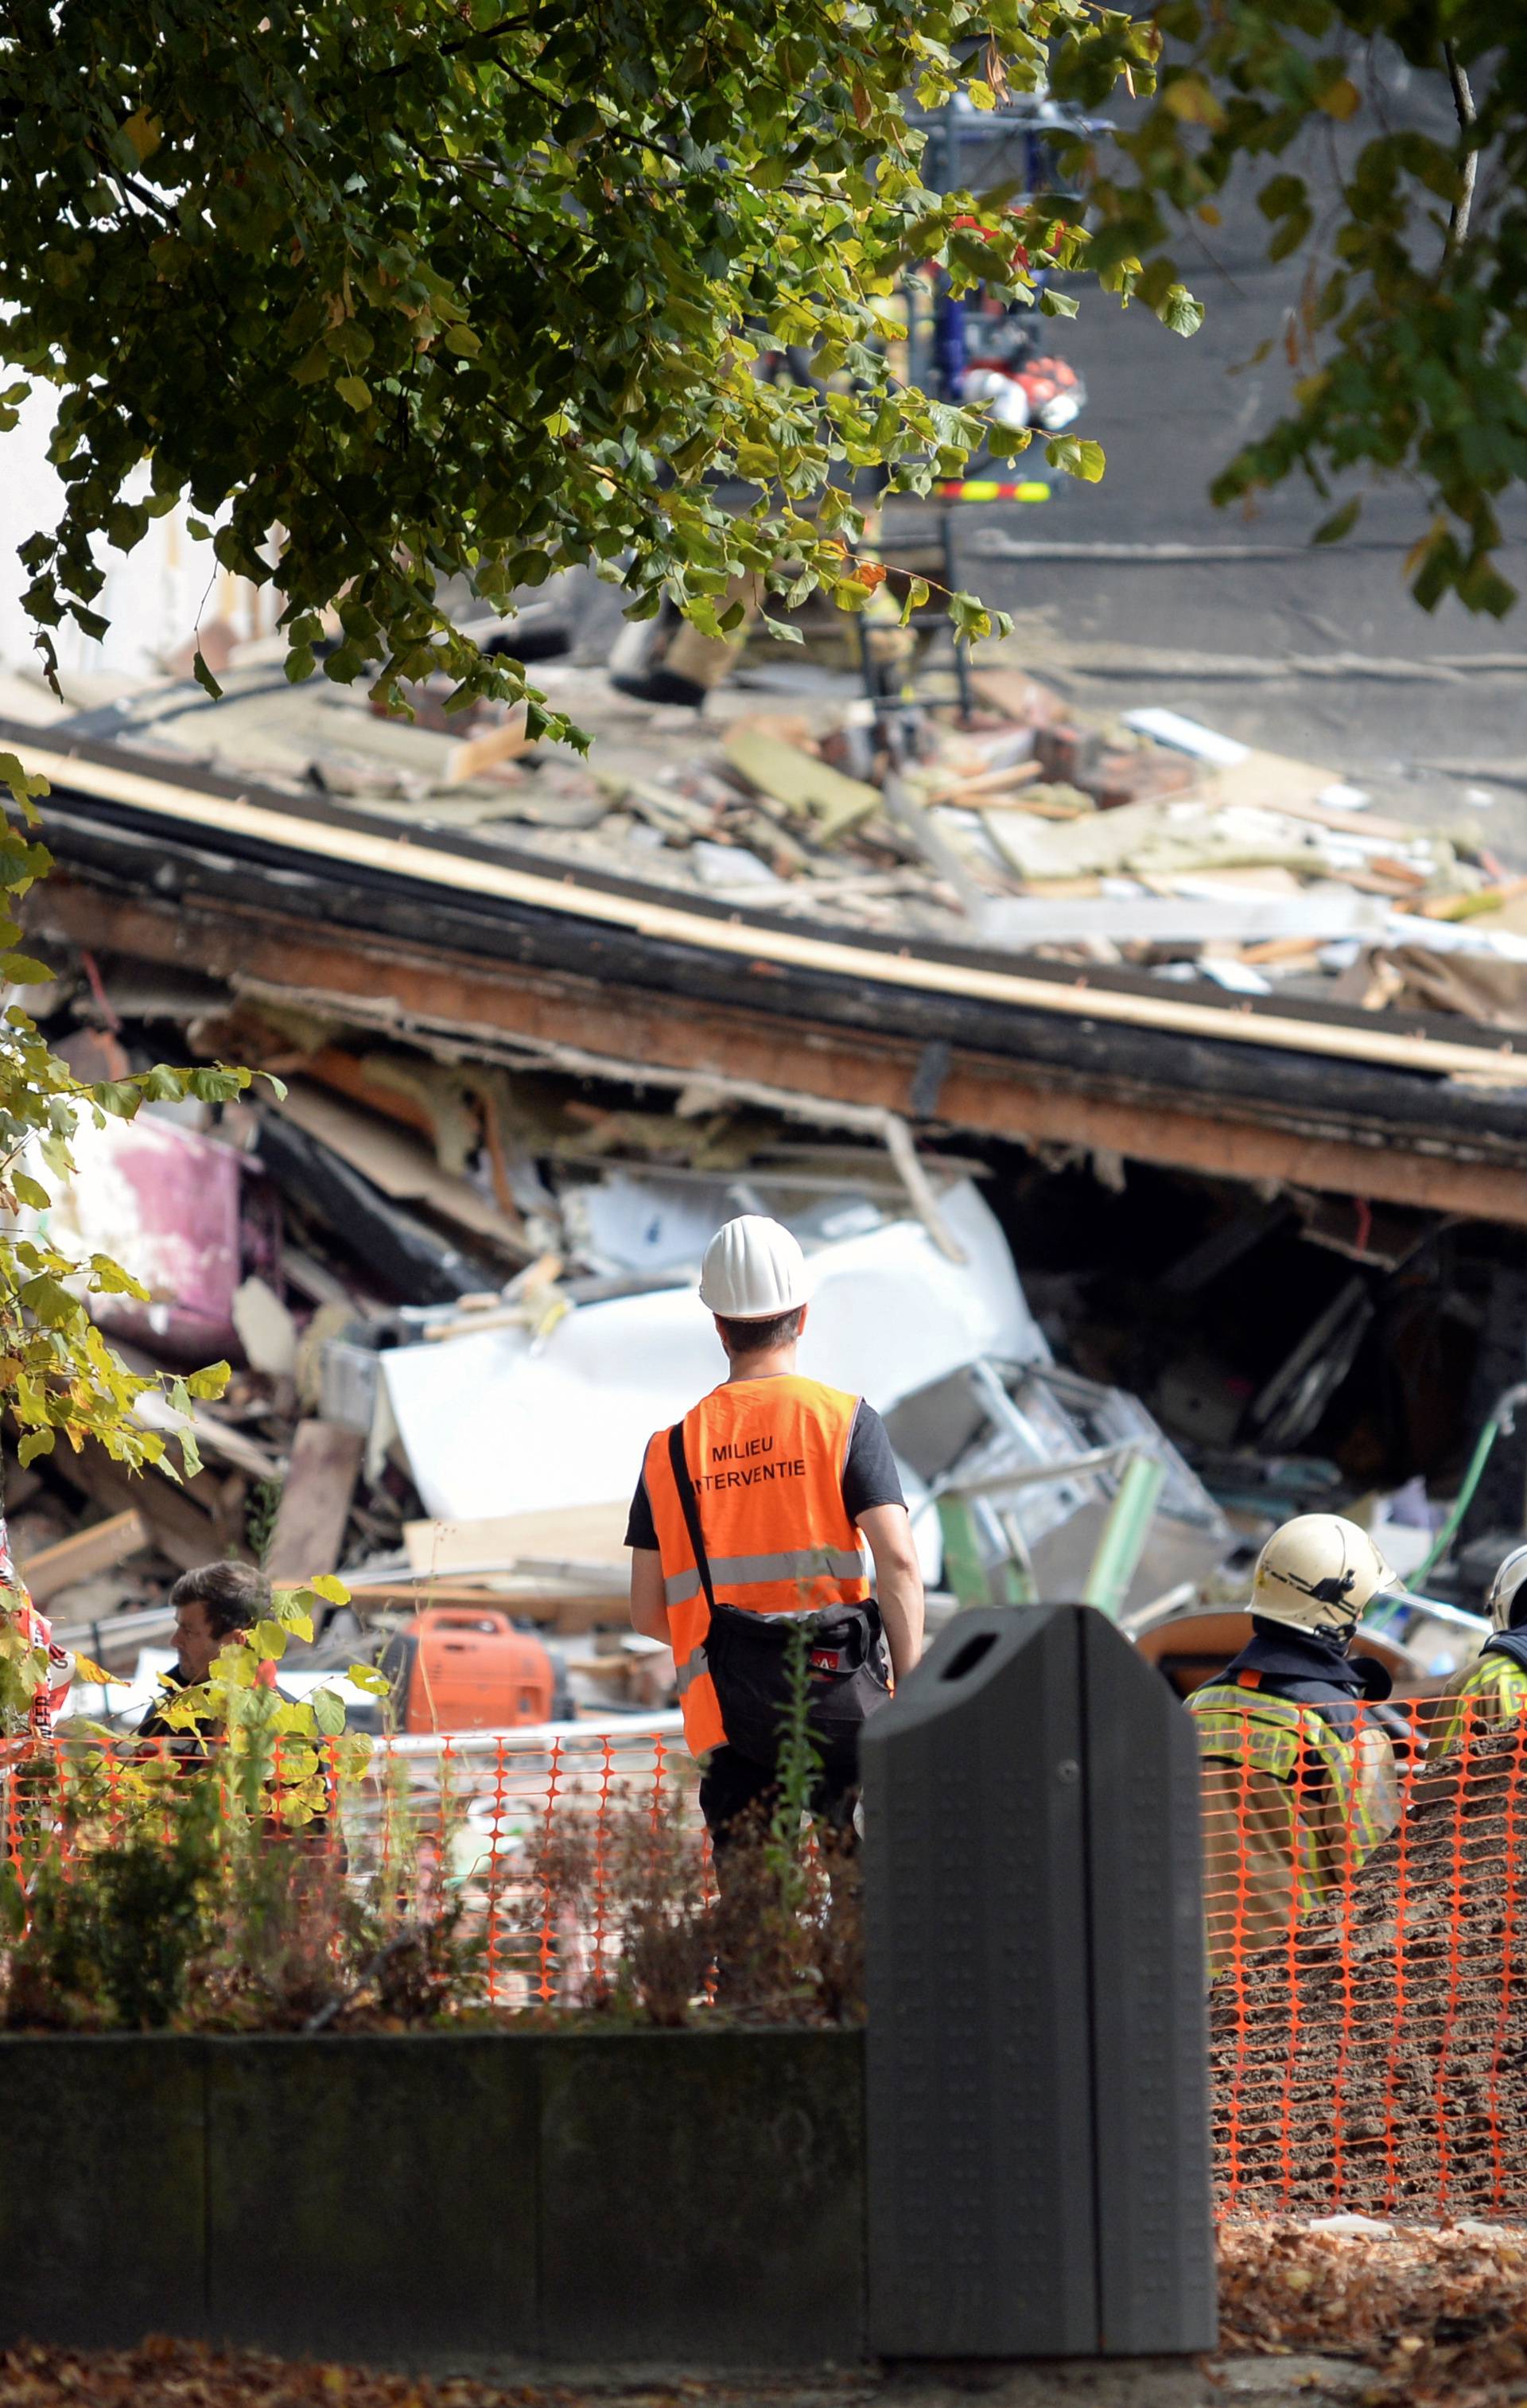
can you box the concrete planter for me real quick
[0,2027,865,2371]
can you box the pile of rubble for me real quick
[39,637,1527,1024]
[12,936,1244,1720]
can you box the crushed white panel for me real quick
[1121,708,1250,767]
[383,1179,1045,1523]
[1199,959,1273,996]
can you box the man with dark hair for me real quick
[136,1562,270,1744]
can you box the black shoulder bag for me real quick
[666,1422,889,1777]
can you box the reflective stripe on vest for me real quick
[1188,1681,1389,1903]
[1432,1652,1527,1753]
[642,1374,871,1758]
[662,1544,869,1609]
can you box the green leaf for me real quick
[1156,286,1204,339]
[310,1686,347,1736]
[191,650,223,700]
[1046,436,1106,483]
[1313,498,1362,547]
[335,375,372,413]
[10,1171,49,1210]
[0,955,54,983]
[344,1663,394,1696]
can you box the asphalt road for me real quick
[888,127,1527,842]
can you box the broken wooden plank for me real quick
[47,1445,239,1574]
[265,1419,365,1584]
[271,1082,530,1262]
[723,726,883,844]
[404,1501,632,1577]
[344,1577,624,1634]
[445,709,534,785]
[18,1508,150,1604]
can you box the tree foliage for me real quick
[0,747,262,1500]
[0,0,1513,718]
[0,0,1190,726]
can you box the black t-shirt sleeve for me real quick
[625,1469,659,1550]
[841,1402,905,1522]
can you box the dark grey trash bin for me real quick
[861,1603,1216,2360]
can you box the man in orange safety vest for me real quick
[627,1214,925,1846]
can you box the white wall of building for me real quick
[0,387,275,687]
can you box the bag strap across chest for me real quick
[668,1420,717,1616]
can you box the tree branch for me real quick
[1443,41,1478,262]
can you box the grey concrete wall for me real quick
[0,2028,866,2371]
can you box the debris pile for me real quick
[1210,1725,1527,2216]
[51,651,1527,1019]
[1219,2219,1527,2408]
[17,951,1134,1713]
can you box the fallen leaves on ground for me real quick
[0,2340,862,2408]
[1220,2218,1527,2406]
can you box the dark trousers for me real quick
[698,1742,858,1854]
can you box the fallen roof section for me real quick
[20,721,1527,1229]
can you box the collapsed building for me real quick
[6,629,1527,1705]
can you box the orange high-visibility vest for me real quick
[642,1375,872,1758]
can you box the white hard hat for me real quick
[1251,1512,1402,1644]
[1487,1542,1527,1633]
[698,1215,809,1319]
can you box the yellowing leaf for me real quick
[122,110,161,163]
[70,1652,119,1687]
[1318,77,1361,121]
[1162,76,1225,128]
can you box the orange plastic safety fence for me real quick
[0,1718,704,2017]
[1203,1694,1527,2221]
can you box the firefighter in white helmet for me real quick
[1432,1542,1527,1753]
[1189,1514,1405,1976]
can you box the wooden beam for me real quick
[18,1508,149,1604]
[347,1581,626,1635]
[265,1420,364,1583]
[41,880,1527,1228]
[45,1440,246,1574]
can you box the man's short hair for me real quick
[169,1562,270,1642]
[715,1305,804,1356]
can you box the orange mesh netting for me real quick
[1205,1698,1527,2219]
[1,1716,703,2014]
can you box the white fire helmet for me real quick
[1250,1513,1403,1644]
[1487,1542,1527,1634]
[698,1215,810,1321]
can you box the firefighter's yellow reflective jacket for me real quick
[1189,1680,1399,1978]
[1432,1644,1527,1755]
